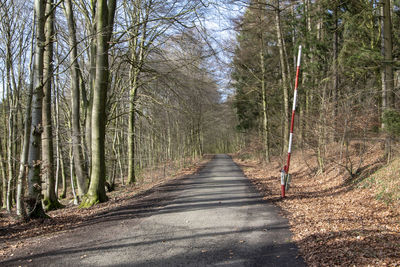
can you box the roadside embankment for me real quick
[233,144,400,266]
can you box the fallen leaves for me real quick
[233,145,400,266]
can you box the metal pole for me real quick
[282,45,302,198]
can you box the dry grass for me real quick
[234,143,400,266]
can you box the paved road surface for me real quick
[2,154,305,266]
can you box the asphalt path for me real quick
[2,154,305,266]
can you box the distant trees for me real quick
[231,0,399,167]
[1,0,240,218]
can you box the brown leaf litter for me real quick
[234,144,400,266]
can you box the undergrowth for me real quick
[359,157,400,208]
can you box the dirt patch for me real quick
[233,146,400,266]
[0,156,212,260]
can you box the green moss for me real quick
[79,195,100,208]
[79,191,108,208]
[43,197,64,211]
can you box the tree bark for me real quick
[16,33,34,217]
[260,49,270,162]
[274,0,289,154]
[84,2,98,177]
[380,0,394,159]
[80,0,117,208]
[128,66,139,184]
[382,0,394,111]
[6,30,15,212]
[59,146,67,199]
[127,1,149,185]
[27,0,47,219]
[331,6,339,143]
[42,0,62,211]
[0,137,7,209]
[64,0,88,198]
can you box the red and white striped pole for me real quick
[281,45,302,198]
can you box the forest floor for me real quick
[0,156,212,260]
[233,142,400,266]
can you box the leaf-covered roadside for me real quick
[233,147,400,266]
[0,157,211,260]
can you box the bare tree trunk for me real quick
[6,106,14,212]
[27,0,47,218]
[42,0,62,211]
[16,26,35,217]
[54,68,60,197]
[382,0,394,109]
[331,6,339,143]
[127,1,149,184]
[317,83,327,173]
[260,49,270,162]
[128,67,138,184]
[6,33,15,212]
[64,0,88,198]
[117,131,124,186]
[69,150,78,205]
[274,0,289,154]
[80,0,117,208]
[0,137,7,209]
[59,146,67,199]
[84,2,98,177]
[381,0,394,159]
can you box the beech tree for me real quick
[80,0,117,207]
[27,0,47,218]
[42,0,63,211]
[0,0,235,216]
[63,0,88,199]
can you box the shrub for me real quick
[382,109,400,137]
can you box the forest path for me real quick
[2,154,304,266]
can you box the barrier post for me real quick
[281,45,302,198]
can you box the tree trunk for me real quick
[16,40,34,217]
[317,83,327,173]
[84,1,97,178]
[260,49,270,162]
[127,2,148,184]
[381,0,394,159]
[6,35,15,212]
[64,0,88,198]
[59,146,67,199]
[54,66,60,198]
[331,6,339,143]
[27,0,47,218]
[274,0,289,154]
[128,67,139,185]
[0,137,7,209]
[382,0,394,112]
[69,149,79,205]
[6,105,14,212]
[80,0,117,208]
[42,0,62,211]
